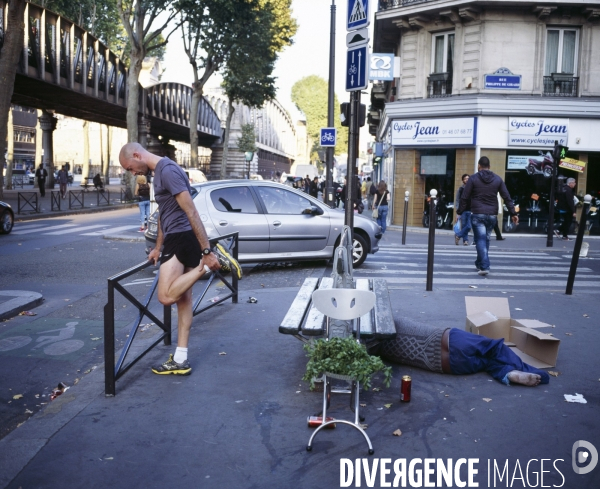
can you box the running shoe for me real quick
[151,354,192,375]
[215,243,243,279]
[455,235,460,245]
[478,269,489,276]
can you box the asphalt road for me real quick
[1,209,600,487]
[0,208,330,440]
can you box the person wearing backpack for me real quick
[135,174,151,232]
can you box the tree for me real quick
[117,0,181,144]
[0,0,27,199]
[180,0,297,169]
[291,75,348,158]
[219,1,291,179]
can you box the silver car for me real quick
[145,180,382,266]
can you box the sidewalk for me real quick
[2,178,138,222]
[0,280,598,488]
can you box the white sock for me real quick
[173,347,188,364]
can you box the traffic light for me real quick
[373,156,382,166]
[340,103,366,127]
[552,142,568,162]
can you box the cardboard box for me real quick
[465,297,560,369]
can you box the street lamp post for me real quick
[245,151,253,179]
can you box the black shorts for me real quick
[160,230,202,268]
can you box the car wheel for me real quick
[0,210,14,234]
[352,234,368,267]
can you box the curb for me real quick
[0,291,44,320]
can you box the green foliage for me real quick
[302,338,392,391]
[237,124,257,154]
[291,75,348,157]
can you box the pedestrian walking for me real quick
[35,164,47,197]
[57,165,68,198]
[135,174,151,232]
[557,177,577,241]
[494,193,505,240]
[457,156,518,276]
[365,177,374,210]
[309,176,319,198]
[373,180,391,234]
[118,142,237,376]
[454,174,471,245]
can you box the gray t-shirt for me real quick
[153,157,192,236]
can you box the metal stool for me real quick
[306,288,377,455]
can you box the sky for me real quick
[160,0,375,147]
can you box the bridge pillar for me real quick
[39,110,58,189]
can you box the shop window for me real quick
[543,29,579,97]
[428,32,454,98]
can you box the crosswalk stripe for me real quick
[13,223,48,231]
[361,263,591,272]
[354,269,599,278]
[82,225,139,235]
[375,251,559,260]
[43,225,107,235]
[12,224,77,235]
[376,277,600,286]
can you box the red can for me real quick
[400,375,412,402]
[307,416,336,429]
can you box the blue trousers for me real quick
[471,214,496,271]
[377,205,389,233]
[456,211,472,242]
[449,328,550,385]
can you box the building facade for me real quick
[372,0,600,233]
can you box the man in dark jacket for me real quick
[457,157,519,275]
[557,178,577,240]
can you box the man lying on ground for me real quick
[370,317,549,386]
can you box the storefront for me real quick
[386,114,600,235]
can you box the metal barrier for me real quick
[121,186,134,203]
[97,190,110,207]
[17,192,38,214]
[69,190,84,209]
[104,232,239,396]
[11,175,25,188]
[51,191,61,211]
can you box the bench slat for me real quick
[355,279,374,336]
[372,278,396,339]
[302,277,333,336]
[279,277,319,334]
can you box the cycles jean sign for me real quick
[508,117,569,147]
[391,117,477,146]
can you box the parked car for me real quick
[184,169,207,184]
[0,201,14,234]
[144,181,382,266]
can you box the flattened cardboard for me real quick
[465,297,560,367]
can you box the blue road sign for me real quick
[320,127,337,147]
[346,45,369,92]
[347,0,370,31]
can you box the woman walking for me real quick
[135,175,151,232]
[373,180,391,234]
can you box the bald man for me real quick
[119,143,221,375]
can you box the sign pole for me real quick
[325,0,336,207]
[345,90,360,231]
[566,195,592,295]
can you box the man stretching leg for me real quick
[119,142,221,375]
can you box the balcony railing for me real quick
[427,73,452,98]
[543,75,578,97]
[378,0,435,10]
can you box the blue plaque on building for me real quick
[484,67,521,90]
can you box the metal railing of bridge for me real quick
[145,83,222,139]
[9,1,128,107]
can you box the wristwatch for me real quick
[202,248,212,256]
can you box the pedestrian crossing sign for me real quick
[347,0,370,31]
